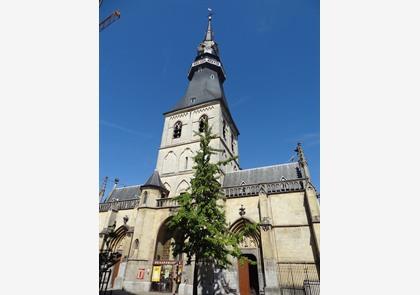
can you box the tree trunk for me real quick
[193,256,199,295]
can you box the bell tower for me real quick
[155,12,240,197]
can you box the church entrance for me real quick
[238,254,259,295]
[151,218,183,293]
[230,218,263,295]
[110,256,121,287]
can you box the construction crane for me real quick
[99,0,121,32]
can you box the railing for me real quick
[99,179,307,211]
[278,263,319,295]
[223,179,306,198]
[99,199,140,212]
[156,197,179,208]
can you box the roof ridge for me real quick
[227,162,299,174]
[114,184,142,190]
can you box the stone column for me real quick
[259,190,281,295]
[304,185,320,274]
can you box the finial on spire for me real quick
[205,8,214,41]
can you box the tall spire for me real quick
[165,10,239,135]
[205,9,213,41]
[197,8,219,57]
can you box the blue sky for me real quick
[100,0,319,197]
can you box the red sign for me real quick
[137,268,145,279]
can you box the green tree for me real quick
[169,122,258,294]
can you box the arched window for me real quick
[199,115,208,133]
[222,120,226,139]
[231,133,235,152]
[143,191,148,204]
[173,121,182,138]
[134,239,139,250]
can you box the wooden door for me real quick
[238,259,250,295]
[110,257,121,288]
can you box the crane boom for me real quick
[99,10,121,31]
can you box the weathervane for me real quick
[208,8,213,18]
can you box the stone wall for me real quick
[99,179,320,294]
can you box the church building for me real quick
[99,14,320,295]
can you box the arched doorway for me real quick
[238,254,259,295]
[230,218,263,295]
[151,218,183,293]
[108,225,129,288]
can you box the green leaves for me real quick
[169,121,258,269]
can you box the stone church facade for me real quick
[99,14,320,295]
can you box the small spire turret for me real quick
[295,143,311,181]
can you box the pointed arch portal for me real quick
[106,225,130,288]
[230,218,264,295]
[151,218,184,292]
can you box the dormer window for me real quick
[199,115,208,132]
[173,121,182,138]
[190,97,196,104]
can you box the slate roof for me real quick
[105,185,141,203]
[164,15,239,135]
[141,170,166,191]
[170,67,228,112]
[222,162,303,187]
[103,171,168,203]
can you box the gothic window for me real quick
[199,114,208,132]
[222,120,226,139]
[177,180,190,195]
[163,182,171,192]
[180,149,193,171]
[173,121,182,138]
